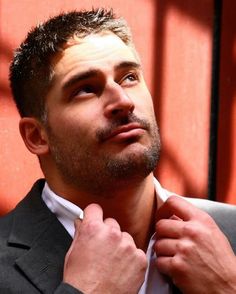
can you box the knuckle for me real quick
[166,196,179,208]
[182,222,199,239]
[107,226,121,241]
[124,241,135,253]
[201,213,216,228]
[122,231,134,242]
[120,232,136,253]
[176,240,194,256]
[155,219,164,231]
[84,220,102,235]
[171,256,186,276]
[105,217,120,227]
[136,249,148,269]
[183,220,213,241]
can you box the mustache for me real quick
[96,113,151,142]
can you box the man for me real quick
[0,8,236,294]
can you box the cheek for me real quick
[47,116,84,144]
[49,103,99,135]
[134,89,155,116]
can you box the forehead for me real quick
[52,33,139,77]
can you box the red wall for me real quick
[154,1,214,198]
[217,0,236,203]
[0,0,235,214]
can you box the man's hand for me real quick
[155,196,236,294]
[63,204,147,294]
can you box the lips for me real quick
[104,123,146,141]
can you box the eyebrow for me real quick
[62,69,99,91]
[62,61,141,91]
[114,61,141,72]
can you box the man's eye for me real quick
[126,73,136,80]
[120,73,139,86]
[72,85,95,98]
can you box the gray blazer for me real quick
[0,179,235,293]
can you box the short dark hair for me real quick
[9,8,132,120]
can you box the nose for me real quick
[103,82,135,119]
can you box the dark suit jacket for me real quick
[0,179,236,294]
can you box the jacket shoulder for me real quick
[0,179,45,242]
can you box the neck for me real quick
[47,173,156,251]
[93,174,156,250]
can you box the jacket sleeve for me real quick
[54,283,84,294]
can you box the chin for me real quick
[105,145,159,180]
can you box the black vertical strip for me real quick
[208,0,222,201]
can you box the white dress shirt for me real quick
[42,178,172,294]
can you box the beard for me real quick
[46,113,161,196]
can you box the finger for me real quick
[155,256,172,276]
[67,218,83,255]
[157,196,200,221]
[74,218,82,233]
[155,238,178,257]
[83,203,103,223]
[122,231,135,242]
[170,214,183,221]
[156,218,185,239]
[104,218,121,230]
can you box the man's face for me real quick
[45,33,160,195]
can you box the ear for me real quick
[19,117,49,156]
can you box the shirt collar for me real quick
[42,183,83,237]
[42,177,169,238]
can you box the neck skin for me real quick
[45,166,156,251]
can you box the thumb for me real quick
[74,217,82,238]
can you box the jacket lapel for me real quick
[8,180,72,294]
